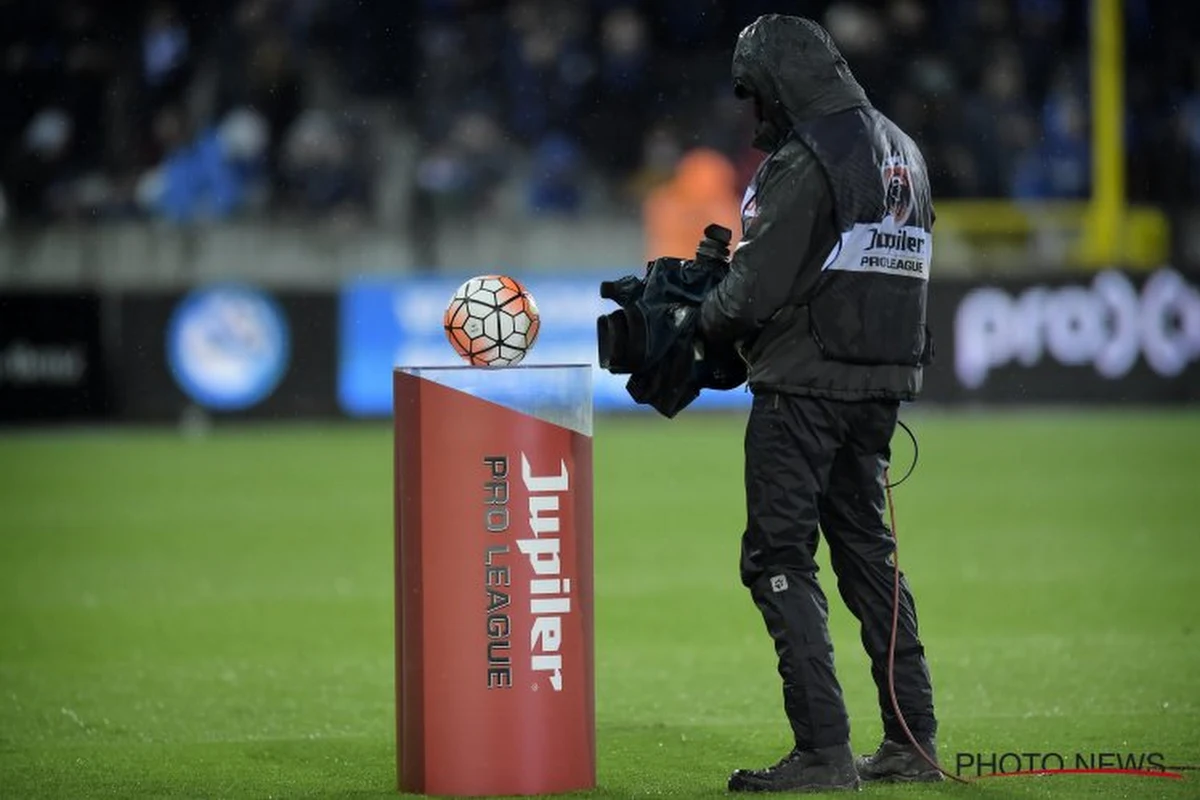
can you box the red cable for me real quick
[884,468,971,785]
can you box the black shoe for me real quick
[729,744,860,793]
[855,738,944,783]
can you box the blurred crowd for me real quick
[1,0,1198,229]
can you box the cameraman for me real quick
[698,15,939,793]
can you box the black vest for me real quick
[793,107,933,368]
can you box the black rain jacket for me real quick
[699,15,934,401]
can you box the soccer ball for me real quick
[444,275,541,366]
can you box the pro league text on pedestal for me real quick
[393,366,596,796]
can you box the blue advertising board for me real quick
[337,274,753,416]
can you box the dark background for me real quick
[0,292,109,421]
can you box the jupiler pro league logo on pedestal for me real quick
[166,284,291,411]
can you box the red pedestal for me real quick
[393,368,595,796]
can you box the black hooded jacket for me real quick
[699,15,934,401]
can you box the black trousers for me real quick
[740,392,936,750]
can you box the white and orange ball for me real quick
[443,275,540,366]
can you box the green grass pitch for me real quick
[1,410,1198,799]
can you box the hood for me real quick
[732,15,869,151]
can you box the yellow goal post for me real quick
[932,0,1168,273]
